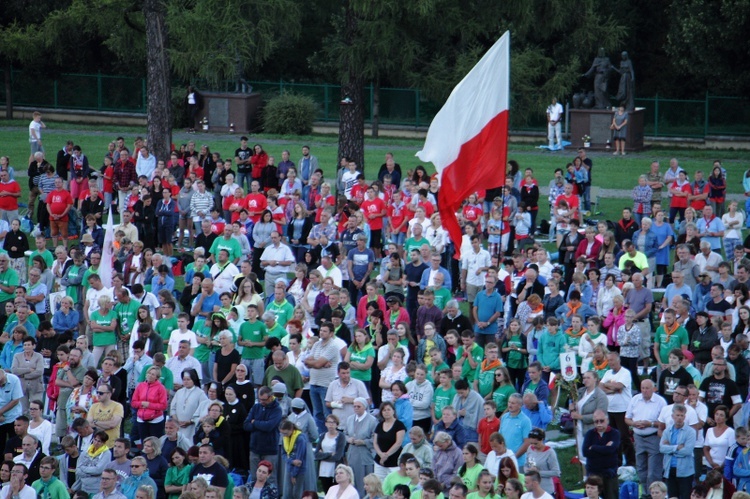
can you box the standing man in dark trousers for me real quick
[582,409,620,499]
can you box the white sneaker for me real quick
[613,151,619,155]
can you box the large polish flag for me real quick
[99,208,115,287]
[416,31,510,260]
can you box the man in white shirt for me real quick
[624,379,667,494]
[260,231,295,298]
[535,248,554,281]
[325,362,369,426]
[317,254,342,289]
[522,470,553,499]
[166,340,202,390]
[115,210,139,243]
[304,322,342,436]
[600,351,635,466]
[546,98,563,150]
[694,240,723,282]
[2,463,36,499]
[209,249,239,296]
[84,274,113,324]
[461,235,491,309]
[135,147,156,180]
[131,284,161,319]
[484,432,519,483]
[340,160,360,200]
[167,315,199,356]
[28,112,45,158]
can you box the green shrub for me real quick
[262,93,316,135]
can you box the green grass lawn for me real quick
[4,118,750,194]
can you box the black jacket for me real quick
[286,215,314,245]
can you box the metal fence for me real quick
[0,70,146,113]
[2,69,750,137]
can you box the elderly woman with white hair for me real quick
[432,430,464,492]
[324,464,359,499]
[345,397,379,497]
[213,330,240,391]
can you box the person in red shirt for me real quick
[313,182,335,223]
[250,144,269,182]
[555,182,581,223]
[101,155,115,213]
[224,186,245,223]
[268,195,286,233]
[462,193,484,233]
[668,170,691,224]
[350,174,368,207]
[244,180,268,223]
[186,156,204,181]
[387,190,408,253]
[361,186,387,258]
[47,177,74,249]
[478,401,501,455]
[688,170,710,211]
[0,170,22,223]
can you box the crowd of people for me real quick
[0,113,747,499]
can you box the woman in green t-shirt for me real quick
[458,443,485,492]
[490,366,516,415]
[501,319,528,390]
[90,295,119,366]
[164,447,192,499]
[346,328,376,385]
[467,469,501,499]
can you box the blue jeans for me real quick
[237,172,251,192]
[310,384,330,436]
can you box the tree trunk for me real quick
[4,63,13,120]
[338,2,365,171]
[371,78,379,138]
[143,0,172,162]
[339,78,365,171]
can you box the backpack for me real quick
[619,481,639,499]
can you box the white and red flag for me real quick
[416,31,510,260]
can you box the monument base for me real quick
[569,107,645,151]
[193,92,263,133]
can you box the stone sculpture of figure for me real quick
[614,51,635,111]
[582,47,612,109]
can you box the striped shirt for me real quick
[189,190,214,218]
[37,174,59,197]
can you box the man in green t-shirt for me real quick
[432,368,456,422]
[428,348,450,385]
[209,226,243,264]
[432,273,452,310]
[0,254,19,308]
[266,282,294,328]
[155,301,179,342]
[455,330,484,383]
[403,223,428,263]
[237,305,268,387]
[115,289,141,349]
[61,250,87,305]
[262,350,303,397]
[137,352,174,390]
[264,313,288,343]
[475,342,503,397]
[81,251,101,292]
[29,236,54,268]
[654,308,689,370]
